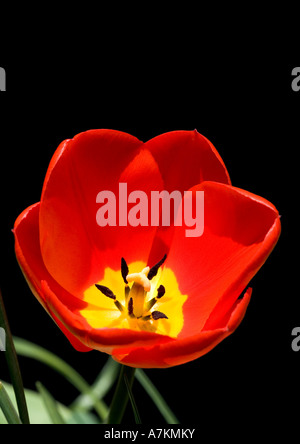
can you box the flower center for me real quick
[81,257,187,338]
[95,255,168,322]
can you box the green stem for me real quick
[0,381,22,424]
[106,365,136,424]
[0,289,30,424]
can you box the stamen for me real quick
[145,297,157,312]
[141,310,168,321]
[114,300,125,312]
[145,285,166,312]
[128,297,134,316]
[124,285,130,302]
[121,257,129,284]
[152,310,168,320]
[156,285,165,298]
[95,284,116,300]
[148,254,167,280]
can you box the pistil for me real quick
[126,266,151,318]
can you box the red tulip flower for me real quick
[13,130,280,368]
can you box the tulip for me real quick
[14,129,280,368]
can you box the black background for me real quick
[0,42,298,430]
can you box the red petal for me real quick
[165,182,280,337]
[144,130,231,265]
[13,203,92,352]
[39,130,164,296]
[43,279,173,353]
[112,289,252,368]
[145,130,231,192]
[14,203,171,353]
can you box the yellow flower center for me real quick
[80,257,187,338]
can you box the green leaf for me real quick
[13,336,108,421]
[36,382,66,424]
[124,373,142,424]
[66,410,100,424]
[135,369,179,424]
[71,357,120,412]
[0,290,30,424]
[0,381,22,424]
[0,381,73,424]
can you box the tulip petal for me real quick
[43,280,174,353]
[144,130,231,266]
[145,130,231,192]
[165,181,280,337]
[14,203,172,353]
[39,130,165,296]
[14,203,92,352]
[112,288,252,368]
